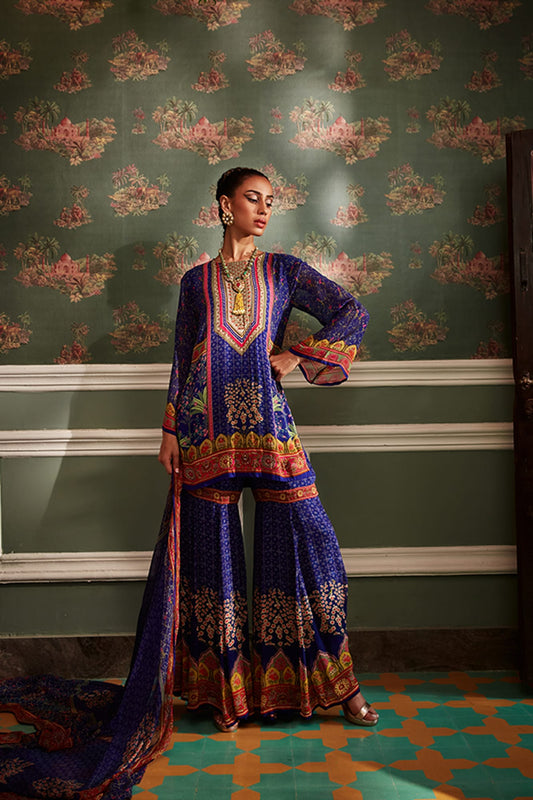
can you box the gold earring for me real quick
[222,210,234,226]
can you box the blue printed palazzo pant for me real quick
[174,471,360,725]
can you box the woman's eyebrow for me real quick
[244,189,274,198]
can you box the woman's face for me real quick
[222,175,274,237]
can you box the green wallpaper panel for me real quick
[1,0,531,363]
[313,450,515,548]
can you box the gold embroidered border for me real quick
[187,486,241,505]
[253,484,318,504]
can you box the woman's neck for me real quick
[220,234,256,262]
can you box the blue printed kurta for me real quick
[163,252,369,484]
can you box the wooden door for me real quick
[506,129,533,685]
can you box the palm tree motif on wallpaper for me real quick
[473,321,510,359]
[383,31,442,81]
[290,0,386,30]
[54,185,92,229]
[15,98,116,165]
[192,50,229,93]
[520,34,533,79]
[0,312,31,355]
[329,51,366,93]
[16,0,113,29]
[14,234,116,302]
[110,31,169,82]
[54,50,91,93]
[468,184,504,227]
[426,97,524,164]
[385,164,445,215]
[290,98,391,165]
[54,323,91,364]
[110,302,171,354]
[406,106,421,134]
[132,242,147,271]
[153,98,253,164]
[247,30,306,81]
[330,184,368,228]
[132,107,146,135]
[0,175,32,216]
[430,231,509,299]
[388,300,448,353]
[465,50,502,92]
[269,107,283,134]
[153,233,201,285]
[109,166,170,217]
[292,233,394,296]
[154,0,250,29]
[0,39,32,79]
[426,0,521,30]
[261,165,309,214]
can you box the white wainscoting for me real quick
[0,545,517,583]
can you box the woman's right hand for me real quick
[158,431,180,475]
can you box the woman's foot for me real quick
[213,712,239,733]
[343,693,379,727]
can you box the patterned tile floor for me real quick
[133,672,533,800]
[2,671,533,799]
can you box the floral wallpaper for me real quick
[0,0,531,364]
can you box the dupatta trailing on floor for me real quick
[0,476,181,800]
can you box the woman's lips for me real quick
[255,219,266,227]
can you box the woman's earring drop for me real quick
[222,210,234,226]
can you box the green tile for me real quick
[148,772,200,799]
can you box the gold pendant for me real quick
[232,291,245,315]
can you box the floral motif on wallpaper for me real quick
[290,98,391,164]
[110,31,169,82]
[429,232,509,299]
[388,299,448,352]
[55,51,91,93]
[54,323,91,364]
[15,99,116,165]
[472,321,510,359]
[153,98,254,163]
[109,165,170,217]
[406,106,421,134]
[261,164,309,214]
[0,244,7,271]
[154,0,249,29]
[0,109,7,135]
[192,50,228,93]
[468,184,504,227]
[0,175,31,216]
[426,0,522,30]
[132,243,147,271]
[0,39,32,79]
[132,107,146,134]
[385,164,445,215]
[465,50,501,92]
[290,0,386,30]
[247,30,306,81]
[409,242,424,270]
[329,51,366,93]
[520,34,533,78]
[383,31,442,81]
[153,233,200,285]
[110,302,171,353]
[0,312,31,354]
[16,0,113,30]
[292,233,394,296]
[54,185,92,229]
[426,98,524,163]
[269,107,283,135]
[330,184,368,227]
[14,234,116,302]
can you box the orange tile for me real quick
[332,787,364,800]
[432,672,494,693]
[204,752,291,788]
[484,745,533,778]
[297,749,382,785]
[463,716,533,744]
[293,716,372,749]
[136,755,198,790]
[379,718,456,746]
[210,721,289,752]
[391,748,477,782]
[445,695,516,717]
[231,790,261,800]
[375,694,438,718]
[364,673,425,694]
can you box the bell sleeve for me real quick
[287,258,369,386]
[162,272,198,435]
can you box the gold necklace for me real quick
[218,247,257,315]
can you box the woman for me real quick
[159,166,377,732]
